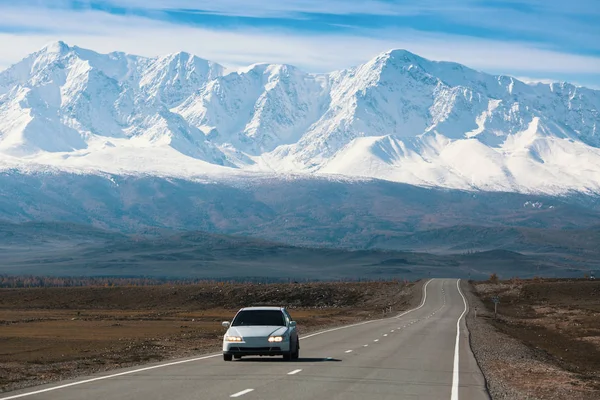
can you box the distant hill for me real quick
[367,225,600,256]
[0,221,592,280]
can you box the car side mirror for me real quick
[289,321,296,327]
[222,321,230,328]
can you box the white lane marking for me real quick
[363,344,369,347]
[2,280,433,400]
[345,350,353,353]
[383,334,388,337]
[374,339,379,342]
[451,279,468,400]
[301,279,432,341]
[231,389,254,397]
[393,279,431,319]
[391,330,395,332]
[0,353,221,400]
[288,369,302,375]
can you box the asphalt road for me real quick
[2,279,489,400]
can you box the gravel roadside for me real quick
[462,280,599,400]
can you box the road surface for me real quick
[2,279,488,400]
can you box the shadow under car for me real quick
[237,357,342,362]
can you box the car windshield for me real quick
[232,310,285,326]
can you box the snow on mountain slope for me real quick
[322,120,600,194]
[140,52,223,107]
[0,41,232,166]
[1,42,599,195]
[175,63,329,154]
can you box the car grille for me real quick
[231,347,281,352]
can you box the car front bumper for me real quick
[223,339,291,356]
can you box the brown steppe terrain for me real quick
[0,281,420,393]
[469,278,600,399]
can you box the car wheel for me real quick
[223,354,233,361]
[292,342,299,360]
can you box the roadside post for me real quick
[474,306,478,318]
[491,296,500,318]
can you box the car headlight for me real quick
[225,336,243,342]
[268,336,284,342]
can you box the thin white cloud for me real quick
[0,6,142,34]
[0,0,426,19]
[91,0,600,18]
[90,0,432,17]
[63,0,600,51]
[0,6,599,89]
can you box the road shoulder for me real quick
[462,280,599,400]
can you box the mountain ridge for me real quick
[0,41,599,195]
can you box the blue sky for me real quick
[0,0,599,88]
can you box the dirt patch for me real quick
[0,280,419,393]
[467,278,600,399]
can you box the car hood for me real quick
[227,326,288,338]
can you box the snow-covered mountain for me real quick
[1,42,599,195]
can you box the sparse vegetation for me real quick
[0,275,394,288]
[471,278,600,398]
[488,273,499,284]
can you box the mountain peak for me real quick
[384,48,420,58]
[40,40,71,55]
[363,49,432,77]
[380,49,428,64]
[163,51,195,62]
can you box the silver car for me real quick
[222,306,300,361]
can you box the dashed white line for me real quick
[231,389,254,398]
[363,344,369,347]
[374,339,379,342]
[288,369,302,375]
[383,334,388,337]
[300,279,432,341]
[345,350,353,353]
[391,330,395,332]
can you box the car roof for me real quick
[239,306,284,311]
